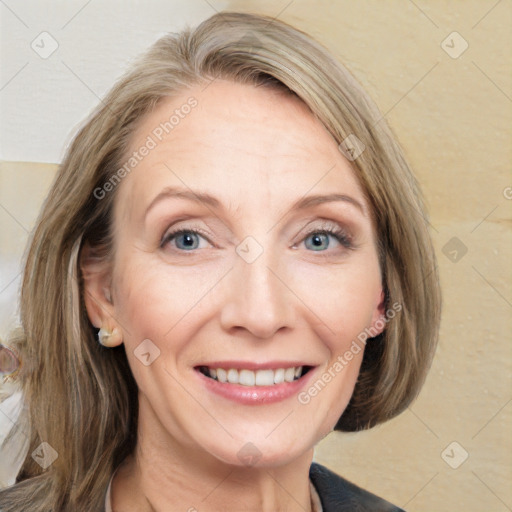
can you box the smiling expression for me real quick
[88,79,385,467]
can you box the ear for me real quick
[368,288,387,337]
[80,242,123,347]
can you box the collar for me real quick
[309,462,405,512]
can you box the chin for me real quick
[201,430,315,470]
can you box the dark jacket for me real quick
[309,463,406,511]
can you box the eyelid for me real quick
[297,221,355,250]
[160,224,214,248]
[299,219,353,239]
[158,217,357,251]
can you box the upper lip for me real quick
[195,361,314,371]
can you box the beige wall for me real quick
[1,1,511,510]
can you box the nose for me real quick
[219,249,295,339]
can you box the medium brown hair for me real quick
[0,11,441,511]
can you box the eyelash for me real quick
[305,226,353,250]
[160,224,353,254]
[160,227,212,250]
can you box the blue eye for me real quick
[161,229,208,251]
[303,228,352,252]
[161,226,353,254]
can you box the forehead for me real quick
[116,79,367,220]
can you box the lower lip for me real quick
[195,368,316,405]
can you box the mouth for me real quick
[195,365,314,386]
[194,362,317,405]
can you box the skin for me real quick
[83,80,385,511]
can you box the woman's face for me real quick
[89,80,384,467]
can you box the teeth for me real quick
[274,368,285,384]
[206,366,304,386]
[239,369,255,386]
[255,369,274,386]
[227,369,239,384]
[284,367,295,382]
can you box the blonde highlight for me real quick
[0,12,440,510]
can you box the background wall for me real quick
[1,1,511,510]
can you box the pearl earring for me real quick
[97,327,122,347]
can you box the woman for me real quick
[0,12,441,511]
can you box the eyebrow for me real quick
[144,186,365,217]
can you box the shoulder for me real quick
[309,462,406,512]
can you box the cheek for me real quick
[111,250,224,351]
[110,260,200,400]
[292,257,382,347]
[290,258,381,429]
[114,271,182,341]
[298,339,365,438]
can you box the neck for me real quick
[111,393,315,512]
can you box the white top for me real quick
[105,471,323,511]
